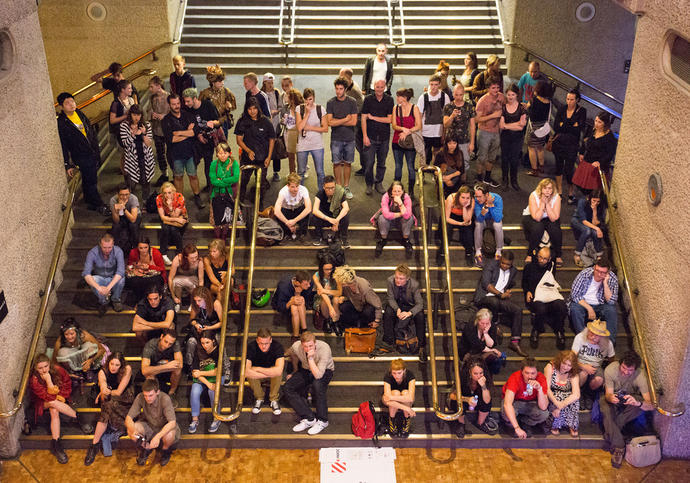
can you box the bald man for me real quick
[517,61,549,105]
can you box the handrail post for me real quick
[417,165,463,421]
[212,166,262,423]
[387,0,406,50]
[598,169,685,417]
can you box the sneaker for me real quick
[374,182,386,194]
[454,422,466,439]
[159,448,173,467]
[484,177,500,188]
[292,418,316,432]
[174,303,181,313]
[270,400,282,416]
[209,420,221,433]
[303,167,310,179]
[365,185,373,196]
[344,187,353,200]
[111,299,123,312]
[340,239,350,249]
[95,205,112,217]
[252,399,263,414]
[98,303,108,317]
[193,194,206,209]
[291,233,297,240]
[478,418,499,435]
[169,393,179,409]
[272,172,281,182]
[307,420,329,435]
[313,237,325,246]
[611,447,625,468]
[162,255,173,266]
[188,420,199,434]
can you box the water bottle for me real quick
[525,383,533,397]
[469,395,478,411]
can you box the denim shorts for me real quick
[330,140,355,164]
[173,157,197,176]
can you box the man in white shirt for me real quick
[362,43,393,96]
[568,255,619,339]
[417,74,451,163]
[571,319,615,409]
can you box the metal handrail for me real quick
[417,165,462,421]
[212,166,262,423]
[387,0,406,47]
[278,0,297,46]
[598,170,685,417]
[173,0,188,44]
[493,0,507,43]
[87,69,158,126]
[0,175,81,418]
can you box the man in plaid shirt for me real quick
[569,255,619,340]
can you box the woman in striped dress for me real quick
[120,104,155,204]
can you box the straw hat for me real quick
[587,319,610,337]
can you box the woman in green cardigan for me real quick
[209,142,240,241]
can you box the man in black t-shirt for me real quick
[132,286,176,343]
[361,79,394,195]
[245,328,285,415]
[311,175,350,247]
[182,87,220,191]
[161,94,205,209]
[141,329,183,408]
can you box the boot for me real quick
[388,414,399,437]
[332,320,344,337]
[323,318,333,334]
[403,239,413,257]
[400,415,412,438]
[530,328,540,349]
[84,442,99,466]
[160,447,174,467]
[508,339,529,357]
[51,438,68,464]
[375,239,386,257]
[556,331,566,350]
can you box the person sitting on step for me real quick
[448,356,498,438]
[126,235,166,307]
[110,183,141,255]
[140,328,183,409]
[458,308,505,374]
[522,247,567,350]
[168,243,205,313]
[272,270,315,341]
[246,328,285,416]
[311,175,351,247]
[82,232,125,316]
[125,378,180,467]
[132,285,176,344]
[274,172,312,241]
[440,184,476,266]
[156,181,189,266]
[184,286,222,370]
[601,350,654,469]
[568,254,619,340]
[521,177,564,267]
[312,255,342,334]
[434,137,465,198]
[381,264,427,361]
[188,330,229,434]
[544,350,581,437]
[203,238,231,301]
[84,352,134,466]
[332,265,382,335]
[571,189,607,267]
[473,183,505,265]
[382,359,416,438]
[52,318,107,385]
[473,252,528,357]
[501,357,549,439]
[373,180,415,258]
[285,331,335,436]
[571,319,615,410]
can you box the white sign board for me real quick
[319,447,396,483]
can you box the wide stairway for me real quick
[181,0,504,76]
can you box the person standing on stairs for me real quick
[146,76,171,187]
[417,73,451,163]
[474,76,504,186]
[243,72,271,118]
[82,232,125,316]
[56,92,110,216]
[182,87,220,193]
[168,55,196,98]
[442,83,476,176]
[338,67,366,177]
[473,252,528,357]
[208,142,240,241]
[382,359,416,438]
[120,104,155,204]
[362,43,394,96]
[261,72,285,182]
[161,94,206,209]
[327,77,359,200]
[499,83,527,191]
[361,79,394,196]
[296,87,329,191]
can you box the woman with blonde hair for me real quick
[472,54,504,100]
[459,308,505,374]
[204,238,228,299]
[544,350,581,436]
[382,358,416,438]
[521,178,563,266]
[156,181,188,265]
[281,88,304,175]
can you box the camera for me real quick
[616,390,628,404]
[135,434,147,448]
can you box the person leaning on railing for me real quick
[573,110,618,193]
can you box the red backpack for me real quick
[351,401,380,446]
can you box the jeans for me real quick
[90,274,124,305]
[190,377,225,418]
[392,144,416,194]
[173,157,196,176]
[569,302,618,340]
[194,141,215,187]
[75,154,104,208]
[297,148,325,190]
[159,222,187,256]
[571,217,605,254]
[477,296,523,338]
[500,133,522,183]
[283,368,334,422]
[330,139,355,164]
[474,219,504,256]
[363,138,389,186]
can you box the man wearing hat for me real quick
[199,64,237,138]
[571,319,615,409]
[56,92,110,215]
[568,254,619,340]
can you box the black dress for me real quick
[552,105,587,180]
[97,369,134,430]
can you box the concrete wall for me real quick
[0,0,69,457]
[611,0,690,458]
[500,0,636,112]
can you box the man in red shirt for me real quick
[501,357,549,438]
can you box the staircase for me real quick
[180,0,505,76]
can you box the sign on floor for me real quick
[319,447,396,483]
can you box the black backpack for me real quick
[394,314,419,354]
[423,91,449,124]
[298,104,323,123]
[317,239,345,267]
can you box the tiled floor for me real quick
[2,448,689,482]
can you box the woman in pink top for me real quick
[373,181,415,258]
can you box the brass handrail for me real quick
[598,170,685,417]
[88,69,158,126]
[0,174,81,418]
[213,166,262,422]
[417,165,463,421]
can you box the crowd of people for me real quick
[45,45,644,469]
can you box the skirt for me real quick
[285,128,298,154]
[572,161,602,190]
[528,121,549,148]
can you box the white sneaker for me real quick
[163,255,173,266]
[270,400,281,415]
[303,166,310,179]
[292,418,316,432]
[174,303,180,313]
[307,420,329,435]
[344,187,353,200]
[252,399,263,414]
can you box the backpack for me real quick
[299,104,323,124]
[255,217,283,246]
[352,400,380,446]
[394,315,419,354]
[423,91,449,124]
[317,239,345,267]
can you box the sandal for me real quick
[555,258,564,268]
[551,428,560,436]
[569,428,579,438]
[526,169,540,177]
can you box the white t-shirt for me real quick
[522,191,559,218]
[583,278,602,305]
[296,105,324,152]
[571,329,615,368]
[416,90,450,138]
[486,268,510,297]
[371,58,388,90]
[278,184,309,210]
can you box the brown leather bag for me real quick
[344,328,377,354]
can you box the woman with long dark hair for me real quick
[572,110,618,193]
[374,181,415,257]
[188,330,230,434]
[442,185,475,266]
[184,286,222,367]
[526,80,553,176]
[391,88,422,195]
[126,235,166,304]
[500,83,527,191]
[312,254,342,333]
[571,189,607,267]
[459,52,480,103]
[435,137,465,198]
[168,243,204,312]
[120,104,154,201]
[550,89,587,203]
[448,355,498,438]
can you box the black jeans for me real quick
[382,308,426,347]
[439,214,474,255]
[153,134,170,173]
[312,213,350,242]
[159,223,187,256]
[284,368,334,422]
[363,137,390,186]
[239,162,269,206]
[527,300,567,334]
[112,214,141,254]
[500,133,522,183]
[276,206,309,238]
[75,154,104,208]
[338,301,376,328]
[195,140,215,187]
[522,215,563,258]
[477,295,523,338]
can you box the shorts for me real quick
[476,130,500,163]
[331,139,355,164]
[173,157,197,176]
[134,421,181,445]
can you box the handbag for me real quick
[534,268,564,303]
[545,134,559,152]
[625,436,661,467]
[273,136,288,160]
[530,101,552,138]
[572,160,601,190]
[344,328,377,354]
